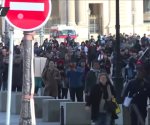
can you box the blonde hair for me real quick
[97,72,106,83]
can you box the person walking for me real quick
[42,60,61,98]
[122,60,150,125]
[12,46,23,92]
[1,47,9,90]
[85,72,117,125]
[85,60,100,101]
[61,73,69,99]
[0,48,3,90]
[67,62,84,102]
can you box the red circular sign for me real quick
[3,0,51,31]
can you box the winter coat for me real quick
[122,77,150,119]
[67,67,84,88]
[0,55,3,75]
[99,58,111,74]
[42,67,61,97]
[86,83,115,121]
[2,55,9,82]
[12,54,23,88]
[85,69,100,93]
[88,46,97,62]
[59,46,68,59]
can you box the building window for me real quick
[143,0,150,22]
[144,0,150,12]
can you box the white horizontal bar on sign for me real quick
[10,2,44,11]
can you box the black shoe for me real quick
[112,113,118,119]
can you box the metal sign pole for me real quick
[6,28,14,125]
[19,31,36,125]
[31,37,36,124]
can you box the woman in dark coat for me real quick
[85,72,116,125]
[42,60,61,98]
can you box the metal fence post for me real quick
[60,105,64,125]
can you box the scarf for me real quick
[100,83,108,99]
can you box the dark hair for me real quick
[14,46,21,54]
[34,42,38,46]
[143,59,150,74]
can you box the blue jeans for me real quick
[95,112,111,125]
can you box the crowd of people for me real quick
[0,43,23,91]
[0,33,150,125]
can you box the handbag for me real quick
[104,100,117,113]
[112,98,121,114]
[123,96,133,107]
[104,85,120,114]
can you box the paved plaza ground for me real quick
[0,109,123,125]
[0,112,59,125]
[1,105,149,125]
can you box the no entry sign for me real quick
[3,0,51,31]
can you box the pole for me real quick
[4,20,10,47]
[6,27,14,125]
[132,13,135,35]
[31,33,36,124]
[39,27,44,46]
[113,0,123,103]
[60,105,64,125]
[19,31,36,125]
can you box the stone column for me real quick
[134,0,143,25]
[67,0,76,26]
[77,0,86,26]
[59,0,67,24]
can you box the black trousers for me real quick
[62,88,68,99]
[58,84,62,99]
[12,84,22,92]
[130,106,146,125]
[69,87,83,102]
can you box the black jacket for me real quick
[86,82,115,121]
[0,56,3,73]
[122,77,150,117]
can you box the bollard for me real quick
[60,102,91,125]
[60,105,64,125]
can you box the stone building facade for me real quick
[46,0,150,39]
[0,0,150,42]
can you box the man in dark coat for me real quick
[0,49,3,90]
[122,60,150,125]
[67,62,84,102]
[88,42,97,66]
[12,46,23,91]
[85,60,100,94]
[1,47,9,90]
